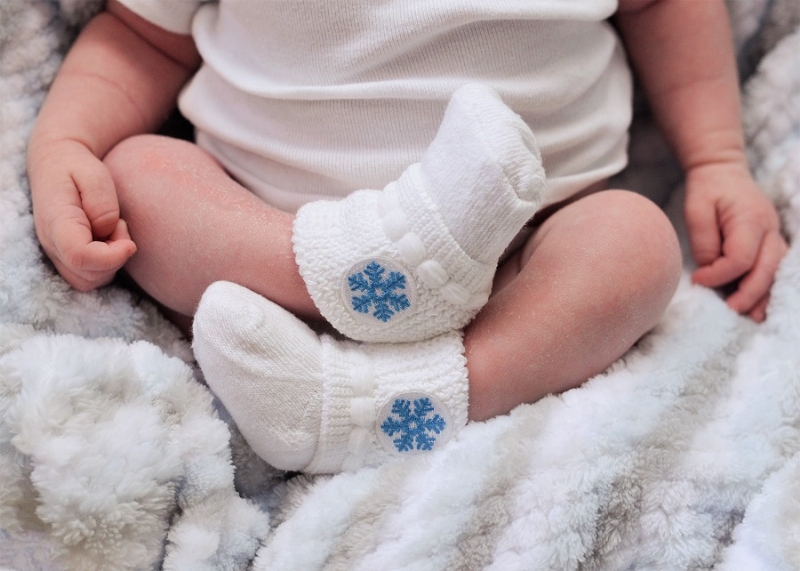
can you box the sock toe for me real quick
[451,83,545,204]
[194,281,269,339]
[193,281,323,471]
[417,83,546,265]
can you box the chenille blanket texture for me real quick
[2,0,800,569]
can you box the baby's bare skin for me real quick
[27,0,786,421]
[616,0,787,321]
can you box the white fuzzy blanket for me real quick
[2,1,800,569]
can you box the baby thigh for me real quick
[104,134,312,319]
[465,189,682,421]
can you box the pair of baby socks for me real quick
[193,84,546,473]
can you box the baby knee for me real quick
[104,134,185,178]
[104,135,210,208]
[608,190,682,299]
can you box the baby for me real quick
[28,0,787,473]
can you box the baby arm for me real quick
[27,0,200,291]
[615,0,788,322]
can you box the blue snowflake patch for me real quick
[380,397,447,453]
[348,260,411,322]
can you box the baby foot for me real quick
[193,281,469,474]
[293,83,546,343]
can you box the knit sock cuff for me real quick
[306,331,469,474]
[293,189,492,344]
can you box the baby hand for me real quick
[684,161,788,322]
[28,140,137,291]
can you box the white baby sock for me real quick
[193,281,469,474]
[293,83,546,343]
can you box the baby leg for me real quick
[465,190,683,421]
[104,135,317,320]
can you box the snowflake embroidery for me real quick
[380,397,447,452]
[348,260,411,322]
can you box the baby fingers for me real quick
[691,222,762,288]
[50,216,136,289]
[72,158,122,240]
[747,293,770,323]
[725,230,788,319]
[52,258,118,292]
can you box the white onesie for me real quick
[119,0,632,213]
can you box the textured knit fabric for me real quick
[116,0,631,212]
[192,281,469,474]
[312,331,469,474]
[293,84,546,343]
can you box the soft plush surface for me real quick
[2,0,800,569]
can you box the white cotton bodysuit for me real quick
[118,0,632,213]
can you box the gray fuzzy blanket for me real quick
[2,1,800,569]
